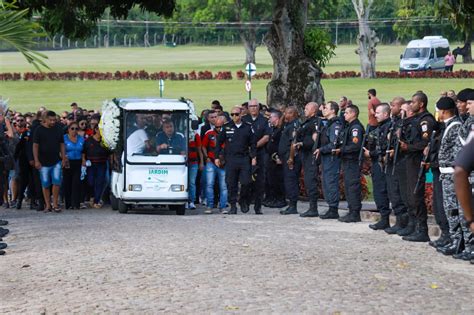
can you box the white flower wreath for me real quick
[99,100,122,150]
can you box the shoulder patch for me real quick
[352,128,358,137]
[422,132,429,139]
[352,137,359,144]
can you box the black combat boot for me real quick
[15,199,23,210]
[0,242,7,250]
[240,201,249,213]
[0,227,9,237]
[384,213,407,234]
[0,219,8,226]
[429,231,451,248]
[338,210,361,223]
[229,204,237,215]
[402,220,430,242]
[397,215,416,236]
[452,239,473,260]
[273,199,287,208]
[254,199,263,215]
[438,232,464,256]
[262,198,273,207]
[369,216,390,230]
[300,201,319,218]
[280,201,298,215]
[320,207,339,219]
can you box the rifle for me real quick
[413,130,437,194]
[383,118,396,174]
[390,111,405,175]
[311,119,321,165]
[358,124,370,167]
[287,122,299,170]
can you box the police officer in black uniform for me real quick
[363,103,391,230]
[316,101,342,219]
[278,106,301,215]
[215,106,257,214]
[334,105,364,223]
[264,110,287,208]
[456,88,474,123]
[384,98,409,234]
[297,102,322,217]
[398,92,437,242]
[242,99,271,214]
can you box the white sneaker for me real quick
[189,202,196,210]
[220,208,229,214]
[204,207,213,214]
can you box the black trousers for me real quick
[405,154,428,224]
[302,151,319,203]
[283,154,302,203]
[431,167,449,233]
[386,159,408,216]
[265,160,285,202]
[17,160,33,201]
[247,153,265,204]
[342,159,362,212]
[62,160,82,209]
[371,158,390,217]
[225,157,251,205]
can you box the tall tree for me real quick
[264,0,324,109]
[351,0,379,78]
[435,0,473,63]
[14,0,175,39]
[0,1,48,70]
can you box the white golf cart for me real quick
[107,98,198,215]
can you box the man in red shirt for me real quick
[368,88,381,132]
[188,128,203,210]
[201,116,228,214]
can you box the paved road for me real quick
[1,204,473,314]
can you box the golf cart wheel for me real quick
[118,199,128,213]
[171,204,186,215]
[110,193,118,211]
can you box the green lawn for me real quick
[2,78,473,126]
[1,44,473,123]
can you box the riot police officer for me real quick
[363,103,391,230]
[242,99,271,214]
[215,106,257,214]
[316,101,342,219]
[264,110,286,208]
[297,102,322,217]
[278,106,301,215]
[399,92,436,242]
[334,105,364,223]
[384,98,409,234]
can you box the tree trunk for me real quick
[352,0,379,78]
[264,0,324,110]
[240,29,257,64]
[462,31,472,63]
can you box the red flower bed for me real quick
[1,69,473,81]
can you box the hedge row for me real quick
[1,69,473,81]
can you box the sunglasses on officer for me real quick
[230,112,240,117]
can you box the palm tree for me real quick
[0,2,49,71]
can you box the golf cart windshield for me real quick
[404,48,430,59]
[125,110,188,164]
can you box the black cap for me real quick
[467,91,474,101]
[436,97,456,110]
[457,88,474,102]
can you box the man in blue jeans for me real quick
[202,116,228,214]
[33,111,68,212]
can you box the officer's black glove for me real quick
[251,165,259,182]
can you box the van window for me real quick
[404,48,429,59]
[435,47,449,58]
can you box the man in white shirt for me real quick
[127,114,151,155]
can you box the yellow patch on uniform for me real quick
[422,132,429,139]
[353,137,359,144]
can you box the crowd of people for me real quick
[0,89,473,261]
[187,89,473,265]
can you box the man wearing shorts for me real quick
[33,111,68,212]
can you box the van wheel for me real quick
[118,199,128,213]
[170,204,185,215]
[110,193,118,211]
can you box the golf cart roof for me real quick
[117,98,190,111]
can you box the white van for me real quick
[399,36,450,72]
